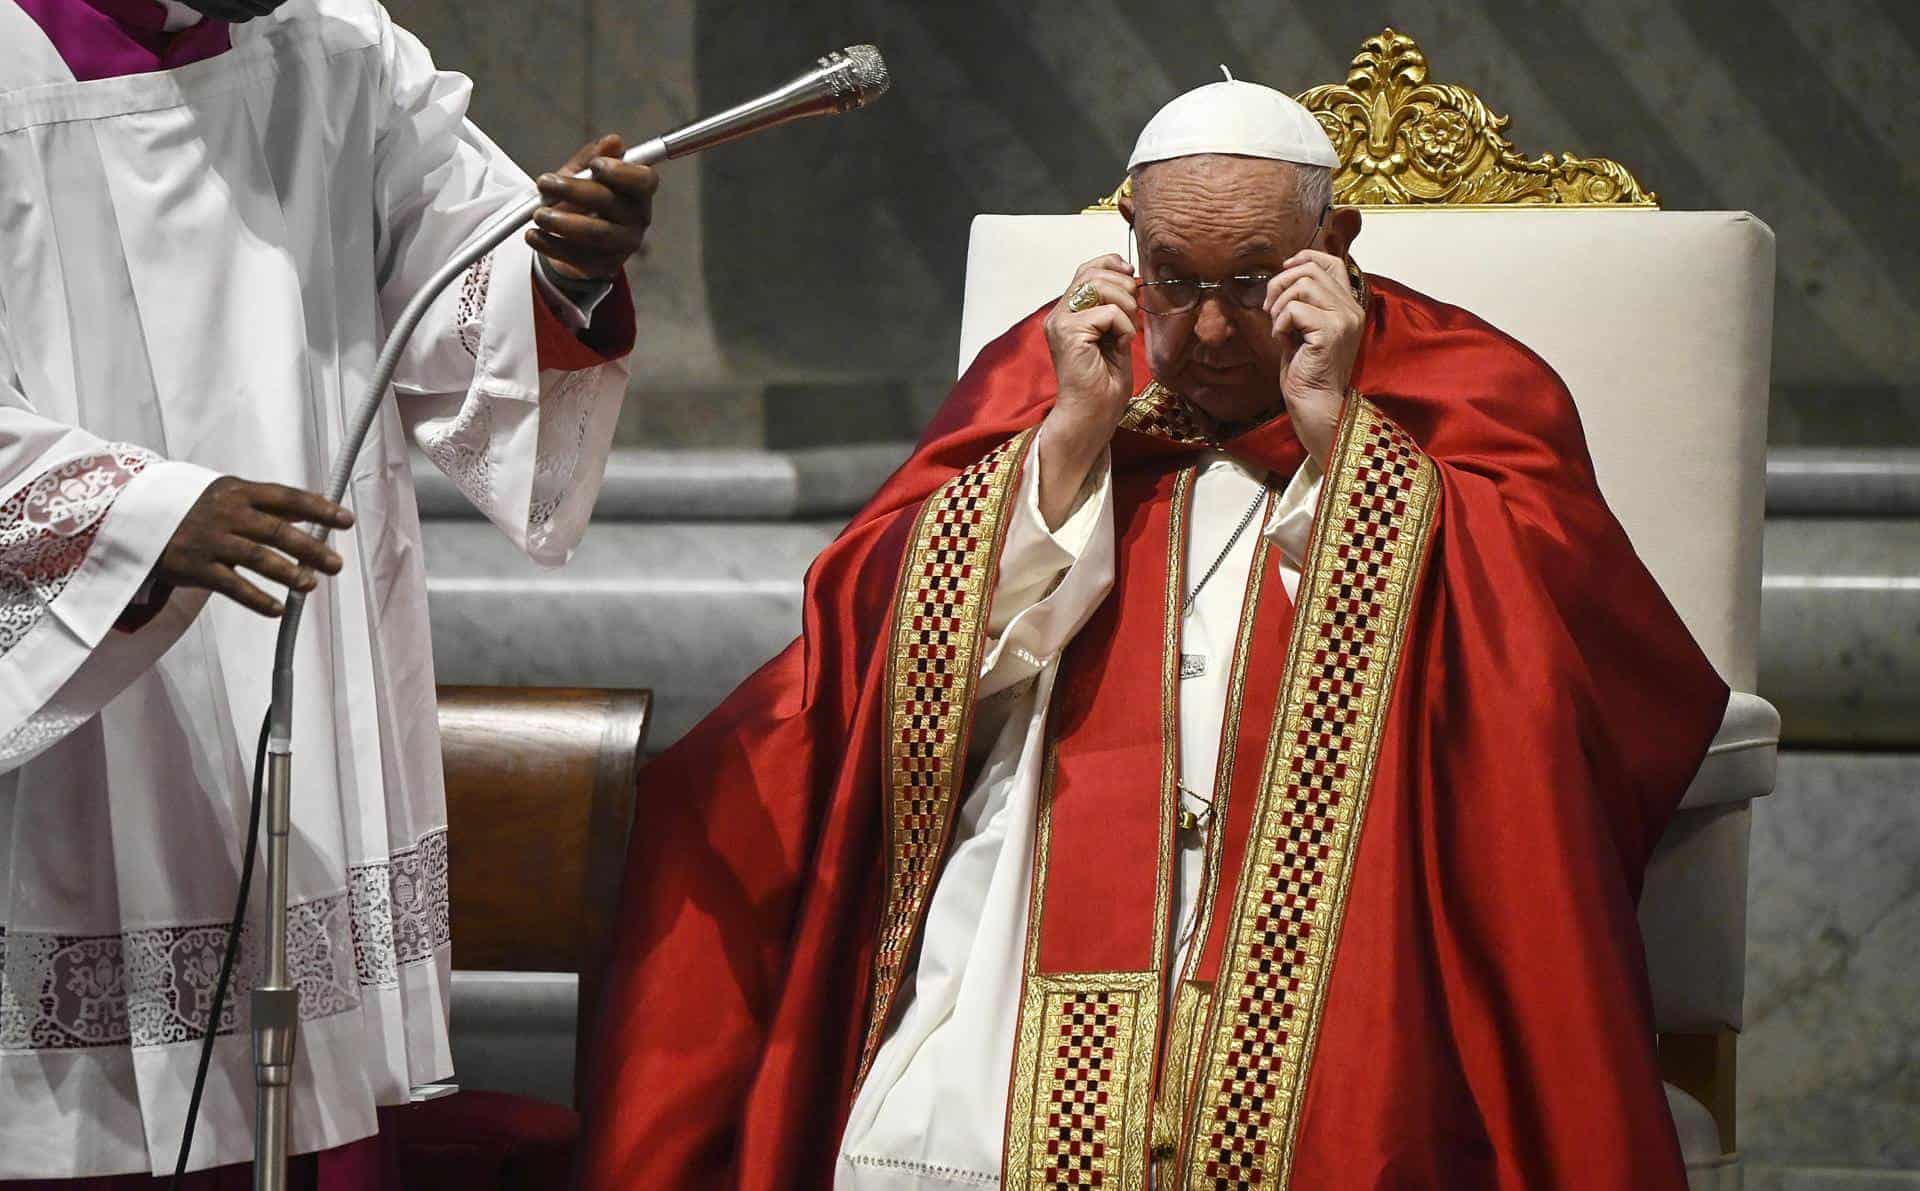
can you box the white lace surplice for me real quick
[0,1,627,1177]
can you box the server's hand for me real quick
[155,477,355,617]
[529,134,659,281]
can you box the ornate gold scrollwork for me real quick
[1084,27,1656,212]
[1302,27,1655,206]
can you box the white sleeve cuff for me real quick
[994,423,1108,592]
[1262,455,1324,569]
[59,460,219,649]
[1029,423,1109,559]
[533,255,613,332]
[978,432,1116,695]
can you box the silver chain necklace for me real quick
[1179,477,1272,814]
[1183,480,1270,618]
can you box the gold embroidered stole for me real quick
[860,394,1435,1190]
[1151,498,1294,1181]
[858,428,1037,1081]
[1172,399,1437,1188]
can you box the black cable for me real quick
[172,709,269,1187]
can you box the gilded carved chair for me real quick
[956,29,1777,1189]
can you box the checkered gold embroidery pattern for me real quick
[1119,381,1211,445]
[1182,398,1436,1189]
[858,429,1036,1082]
[1005,972,1159,1190]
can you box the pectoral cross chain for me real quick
[1179,481,1270,681]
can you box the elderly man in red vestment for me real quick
[581,77,1726,1190]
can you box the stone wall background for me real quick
[390,1,1920,1185]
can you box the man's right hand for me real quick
[155,478,355,618]
[1038,254,1138,530]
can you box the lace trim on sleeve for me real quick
[456,254,493,359]
[0,446,156,659]
[415,398,496,512]
[0,706,91,770]
[0,827,450,1052]
[527,368,598,536]
[415,368,603,543]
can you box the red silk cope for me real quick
[578,275,1728,1190]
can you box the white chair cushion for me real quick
[1639,691,1775,1032]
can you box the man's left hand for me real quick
[527,134,658,281]
[1264,249,1365,468]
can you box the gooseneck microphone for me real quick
[642,44,891,162]
[165,45,891,1191]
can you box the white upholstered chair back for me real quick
[956,120,1777,1178]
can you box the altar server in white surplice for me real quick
[0,0,658,1178]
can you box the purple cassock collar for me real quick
[14,0,232,82]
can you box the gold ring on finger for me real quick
[1067,282,1101,312]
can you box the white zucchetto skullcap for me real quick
[1127,68,1340,171]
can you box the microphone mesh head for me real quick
[842,45,890,101]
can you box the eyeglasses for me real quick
[1137,273,1277,315]
[1129,203,1331,318]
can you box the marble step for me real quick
[424,519,836,749]
[415,446,1920,522]
[1767,448,1920,518]
[422,517,1920,750]
[1760,519,1920,748]
[1743,751,1920,1182]
[412,444,910,522]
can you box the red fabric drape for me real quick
[1278,281,1726,1189]
[1025,412,1308,984]
[578,276,1726,1190]
[579,303,1069,1189]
